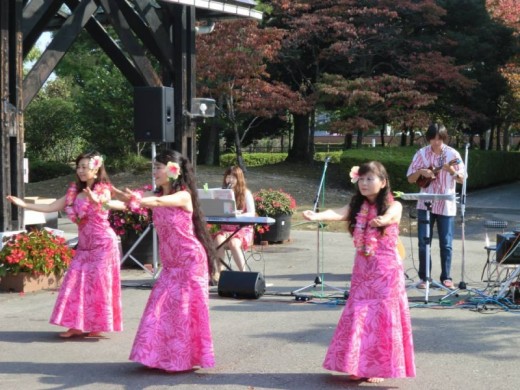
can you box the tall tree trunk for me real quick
[495,123,502,151]
[356,129,363,148]
[233,122,247,172]
[287,113,312,162]
[400,131,407,146]
[408,128,415,146]
[503,123,511,151]
[344,133,352,149]
[380,123,386,147]
[309,110,316,157]
[488,124,496,150]
[197,123,220,165]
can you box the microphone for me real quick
[223,183,232,189]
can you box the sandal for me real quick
[443,279,455,289]
[417,281,427,289]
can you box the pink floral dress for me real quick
[213,218,253,250]
[50,183,122,333]
[129,206,215,371]
[323,200,416,379]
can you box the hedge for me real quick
[221,148,520,192]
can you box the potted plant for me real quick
[0,229,75,292]
[254,188,297,243]
[108,185,154,267]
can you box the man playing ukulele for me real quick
[407,123,465,290]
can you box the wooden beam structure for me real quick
[0,0,261,231]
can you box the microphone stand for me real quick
[399,192,455,303]
[442,143,470,300]
[291,157,347,299]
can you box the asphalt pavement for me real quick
[1,181,520,390]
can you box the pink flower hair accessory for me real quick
[166,161,181,182]
[89,155,103,170]
[349,166,360,183]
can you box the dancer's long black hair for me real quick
[347,161,392,236]
[154,149,217,272]
[74,151,110,192]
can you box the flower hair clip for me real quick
[89,155,103,170]
[166,161,181,182]
[349,166,360,183]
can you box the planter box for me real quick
[257,214,292,243]
[0,272,63,293]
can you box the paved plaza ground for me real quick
[1,182,520,390]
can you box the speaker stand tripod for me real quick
[291,157,347,300]
[120,223,160,279]
[120,142,160,280]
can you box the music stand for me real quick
[399,192,456,303]
[291,157,347,299]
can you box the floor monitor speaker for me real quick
[218,271,266,299]
[134,86,174,142]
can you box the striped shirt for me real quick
[406,145,464,216]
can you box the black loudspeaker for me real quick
[218,271,266,299]
[134,86,174,142]
[496,232,520,264]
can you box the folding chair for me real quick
[481,220,509,287]
[225,244,264,272]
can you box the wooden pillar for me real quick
[172,5,196,165]
[0,0,24,231]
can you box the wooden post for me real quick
[173,5,196,166]
[0,0,24,231]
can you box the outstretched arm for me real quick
[368,201,402,227]
[302,204,349,222]
[6,195,66,213]
[139,190,192,211]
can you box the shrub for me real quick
[108,185,153,237]
[254,188,297,216]
[0,229,74,277]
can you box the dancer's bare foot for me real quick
[59,328,84,338]
[347,375,384,383]
[85,332,104,338]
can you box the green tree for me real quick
[196,19,305,169]
[264,0,474,159]
[438,0,518,150]
[24,78,87,162]
[54,31,135,157]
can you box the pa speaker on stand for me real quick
[218,271,266,299]
[134,86,174,142]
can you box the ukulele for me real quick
[416,158,461,188]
